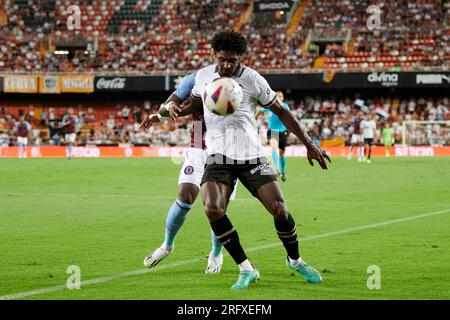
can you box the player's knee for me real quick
[178,184,199,204]
[178,191,196,205]
[204,203,225,221]
[270,200,289,220]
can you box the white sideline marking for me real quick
[1,208,449,300]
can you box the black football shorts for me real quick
[201,154,278,196]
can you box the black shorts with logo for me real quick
[201,154,278,196]
[267,130,288,150]
[364,138,374,146]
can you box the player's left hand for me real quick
[140,114,161,130]
[306,144,331,170]
[165,101,182,122]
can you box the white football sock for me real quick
[288,256,303,267]
[238,259,254,272]
[160,243,173,252]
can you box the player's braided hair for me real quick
[210,31,247,55]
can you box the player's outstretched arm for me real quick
[139,113,161,130]
[161,95,200,121]
[266,100,331,170]
[141,95,201,130]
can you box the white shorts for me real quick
[178,148,237,200]
[350,134,363,144]
[65,133,76,143]
[17,137,28,146]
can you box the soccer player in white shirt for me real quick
[175,31,331,290]
[360,113,378,163]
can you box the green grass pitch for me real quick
[0,156,449,300]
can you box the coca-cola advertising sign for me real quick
[96,77,127,90]
[94,76,166,92]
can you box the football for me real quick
[203,77,243,116]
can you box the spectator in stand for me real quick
[133,105,142,123]
[122,105,131,121]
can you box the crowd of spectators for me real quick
[1,0,448,73]
[1,95,448,148]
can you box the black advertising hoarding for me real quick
[1,72,447,94]
[94,76,166,92]
[263,72,366,90]
[253,1,293,12]
[162,72,450,92]
[265,71,450,90]
[166,73,365,91]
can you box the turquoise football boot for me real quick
[287,257,323,283]
[231,269,260,290]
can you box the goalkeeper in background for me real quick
[382,121,394,157]
[257,91,291,181]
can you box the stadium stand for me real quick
[0,0,448,72]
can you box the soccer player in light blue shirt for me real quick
[174,73,195,100]
[141,72,226,273]
[264,91,291,181]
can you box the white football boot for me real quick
[143,245,172,268]
[205,253,223,274]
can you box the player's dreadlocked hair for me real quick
[210,31,247,55]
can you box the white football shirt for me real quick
[360,120,377,139]
[191,64,277,161]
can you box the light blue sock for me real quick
[359,146,363,158]
[271,150,280,172]
[210,230,223,257]
[164,199,192,248]
[280,156,286,174]
[67,145,73,157]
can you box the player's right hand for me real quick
[306,144,332,170]
[140,114,161,130]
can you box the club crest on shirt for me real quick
[184,165,194,175]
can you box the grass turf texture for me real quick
[0,157,449,300]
